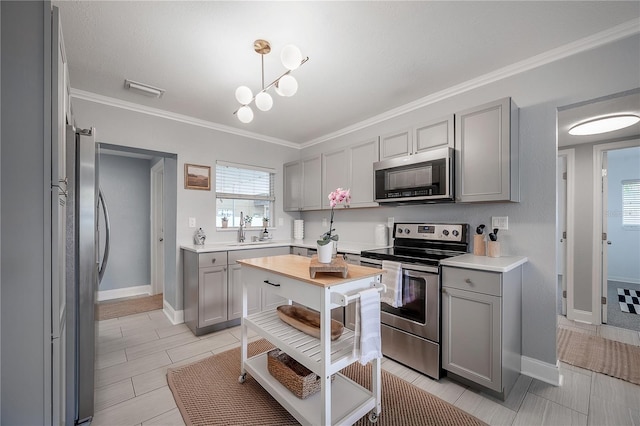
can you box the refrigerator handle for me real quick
[98,188,111,284]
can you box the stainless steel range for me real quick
[360,223,469,379]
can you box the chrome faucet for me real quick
[238,211,246,243]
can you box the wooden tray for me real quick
[309,255,348,279]
[276,305,344,341]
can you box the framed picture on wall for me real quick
[184,163,211,190]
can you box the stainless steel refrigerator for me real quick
[65,125,110,425]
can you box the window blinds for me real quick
[622,179,640,227]
[216,162,275,201]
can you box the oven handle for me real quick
[360,257,439,274]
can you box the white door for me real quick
[601,152,609,323]
[151,160,165,296]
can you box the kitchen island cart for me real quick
[238,254,385,425]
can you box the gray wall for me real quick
[72,102,301,313]
[99,154,151,292]
[300,34,640,366]
[1,2,49,423]
[607,146,640,283]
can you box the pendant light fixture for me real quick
[233,39,309,123]
[568,114,640,136]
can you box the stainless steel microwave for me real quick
[374,147,454,204]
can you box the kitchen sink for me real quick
[226,240,275,247]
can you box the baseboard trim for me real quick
[97,285,151,302]
[521,355,561,386]
[608,276,640,285]
[568,309,594,324]
[163,300,184,325]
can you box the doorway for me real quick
[557,150,575,318]
[594,142,640,331]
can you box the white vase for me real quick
[317,242,333,263]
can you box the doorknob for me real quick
[607,241,612,245]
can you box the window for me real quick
[215,161,275,228]
[622,179,640,228]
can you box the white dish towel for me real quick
[353,287,382,365]
[380,260,403,308]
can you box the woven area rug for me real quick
[618,288,640,314]
[557,327,640,385]
[96,293,163,320]
[167,339,487,426]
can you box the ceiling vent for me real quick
[124,79,165,98]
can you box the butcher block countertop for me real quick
[238,254,386,287]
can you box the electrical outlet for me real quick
[387,217,395,228]
[491,216,508,230]
[188,217,196,228]
[278,217,284,226]
[322,218,328,227]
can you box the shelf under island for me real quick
[237,254,386,426]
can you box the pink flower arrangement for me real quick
[318,188,351,246]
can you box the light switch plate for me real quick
[322,218,328,227]
[491,216,508,230]
[278,217,284,226]
[188,217,196,228]
[387,217,395,228]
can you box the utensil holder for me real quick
[487,241,501,258]
[473,235,486,256]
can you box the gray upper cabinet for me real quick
[283,155,322,211]
[379,115,453,161]
[348,138,379,208]
[414,115,454,152]
[322,138,379,209]
[322,148,349,209]
[379,128,412,160]
[283,160,302,211]
[455,97,519,203]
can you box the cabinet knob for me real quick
[211,258,216,264]
[465,278,473,285]
[442,288,447,294]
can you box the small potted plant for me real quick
[317,188,351,263]
[263,217,269,228]
[221,216,229,228]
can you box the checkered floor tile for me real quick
[618,288,640,315]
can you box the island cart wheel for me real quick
[238,373,246,384]
[368,411,379,423]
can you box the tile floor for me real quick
[93,311,640,426]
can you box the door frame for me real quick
[592,139,640,324]
[150,159,165,296]
[557,149,576,320]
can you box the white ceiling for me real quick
[54,1,640,146]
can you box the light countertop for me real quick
[238,254,385,287]
[180,239,389,254]
[440,253,528,273]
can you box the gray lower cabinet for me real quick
[184,247,289,335]
[441,265,522,399]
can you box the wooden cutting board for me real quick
[308,255,348,279]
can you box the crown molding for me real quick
[301,18,640,148]
[71,18,639,151]
[69,89,301,149]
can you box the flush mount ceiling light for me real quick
[233,39,309,124]
[124,79,165,98]
[568,114,640,136]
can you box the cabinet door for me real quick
[283,160,302,211]
[302,156,322,210]
[228,263,261,320]
[198,266,228,327]
[379,128,412,160]
[348,138,379,208]
[414,115,454,153]
[322,148,349,209]
[455,97,518,202]
[442,286,502,392]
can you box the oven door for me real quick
[380,266,440,342]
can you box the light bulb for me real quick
[281,44,302,71]
[277,75,298,97]
[237,105,254,123]
[255,91,273,111]
[235,86,253,105]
